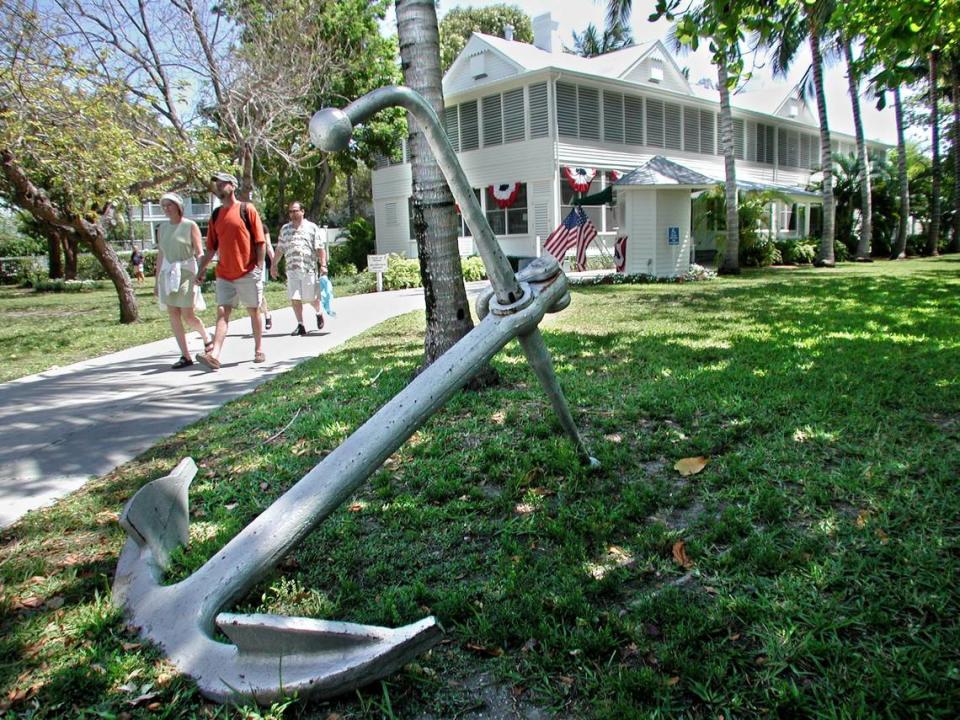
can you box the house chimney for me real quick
[503,23,514,42]
[532,13,560,53]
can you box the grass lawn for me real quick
[2,257,959,718]
[0,276,364,383]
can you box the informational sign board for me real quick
[367,254,388,292]
[667,226,680,245]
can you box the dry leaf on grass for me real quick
[465,642,503,657]
[671,540,694,569]
[666,676,681,686]
[855,510,871,528]
[674,456,708,476]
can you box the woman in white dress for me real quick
[154,192,212,368]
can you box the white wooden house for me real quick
[370,12,891,275]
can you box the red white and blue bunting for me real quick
[488,182,521,209]
[608,170,623,183]
[562,166,597,193]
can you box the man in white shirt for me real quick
[271,201,328,336]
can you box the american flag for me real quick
[543,206,597,268]
[614,235,627,273]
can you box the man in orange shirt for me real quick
[195,171,267,370]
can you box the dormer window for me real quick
[470,52,487,80]
[788,101,799,118]
[649,57,664,83]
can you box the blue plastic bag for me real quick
[319,275,336,317]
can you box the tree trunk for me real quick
[891,87,910,259]
[276,164,288,230]
[239,143,255,202]
[47,231,64,279]
[845,41,873,261]
[808,15,835,266]
[63,235,79,279]
[396,0,493,382]
[928,50,941,256]
[309,160,334,220]
[717,61,740,275]
[0,147,138,321]
[952,58,960,253]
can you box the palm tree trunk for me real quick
[396,0,488,378]
[808,14,835,266]
[927,50,941,256]
[717,61,740,274]
[844,40,872,260]
[952,57,960,252]
[891,87,910,259]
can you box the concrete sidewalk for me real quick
[0,284,483,529]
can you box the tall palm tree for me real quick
[890,86,911,259]
[570,21,633,58]
[842,39,873,260]
[766,0,837,266]
[395,0,489,376]
[927,49,942,255]
[952,55,960,253]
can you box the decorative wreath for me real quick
[488,182,521,209]
[562,166,597,193]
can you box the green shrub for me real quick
[3,256,46,286]
[460,256,487,281]
[32,278,106,292]
[382,255,422,290]
[333,217,376,274]
[832,240,849,262]
[76,250,158,280]
[740,234,782,267]
[776,238,817,265]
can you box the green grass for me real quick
[2,257,959,718]
[0,276,364,383]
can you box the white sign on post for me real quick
[367,254,388,292]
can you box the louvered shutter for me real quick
[799,134,810,168]
[529,83,549,138]
[625,95,644,145]
[755,123,765,164]
[481,94,502,147]
[700,110,715,154]
[733,118,745,159]
[746,121,757,162]
[578,86,600,140]
[556,82,578,138]
[460,100,479,151]
[444,106,460,152]
[778,128,788,167]
[603,91,624,143]
[646,98,664,147]
[811,135,821,169]
[786,130,799,167]
[664,102,681,150]
[503,88,525,143]
[683,107,699,153]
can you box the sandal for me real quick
[172,356,194,369]
[195,352,221,371]
[204,340,215,354]
[265,315,273,330]
[253,351,266,364]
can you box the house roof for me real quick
[469,31,654,77]
[615,156,716,188]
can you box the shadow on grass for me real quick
[2,262,959,718]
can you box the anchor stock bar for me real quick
[308,85,522,306]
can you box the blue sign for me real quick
[667,226,680,245]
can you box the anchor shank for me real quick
[187,287,558,621]
[311,86,522,306]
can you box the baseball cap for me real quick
[210,171,239,186]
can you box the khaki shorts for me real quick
[216,268,263,309]
[286,269,318,302]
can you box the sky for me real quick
[378,0,902,146]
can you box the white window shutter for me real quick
[482,94,502,147]
[503,88,525,143]
[664,102,681,150]
[603,91,624,143]
[733,118,745,159]
[700,110,715,154]
[625,95,644,145]
[646,98,664,147]
[529,83,549,138]
[578,86,600,140]
[556,82,578,138]
[444,106,460,152]
[683,106,700,153]
[460,100,479,151]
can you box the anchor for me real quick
[113,85,598,705]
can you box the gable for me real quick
[774,93,818,126]
[621,42,692,95]
[443,35,525,97]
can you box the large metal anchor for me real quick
[113,85,597,705]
